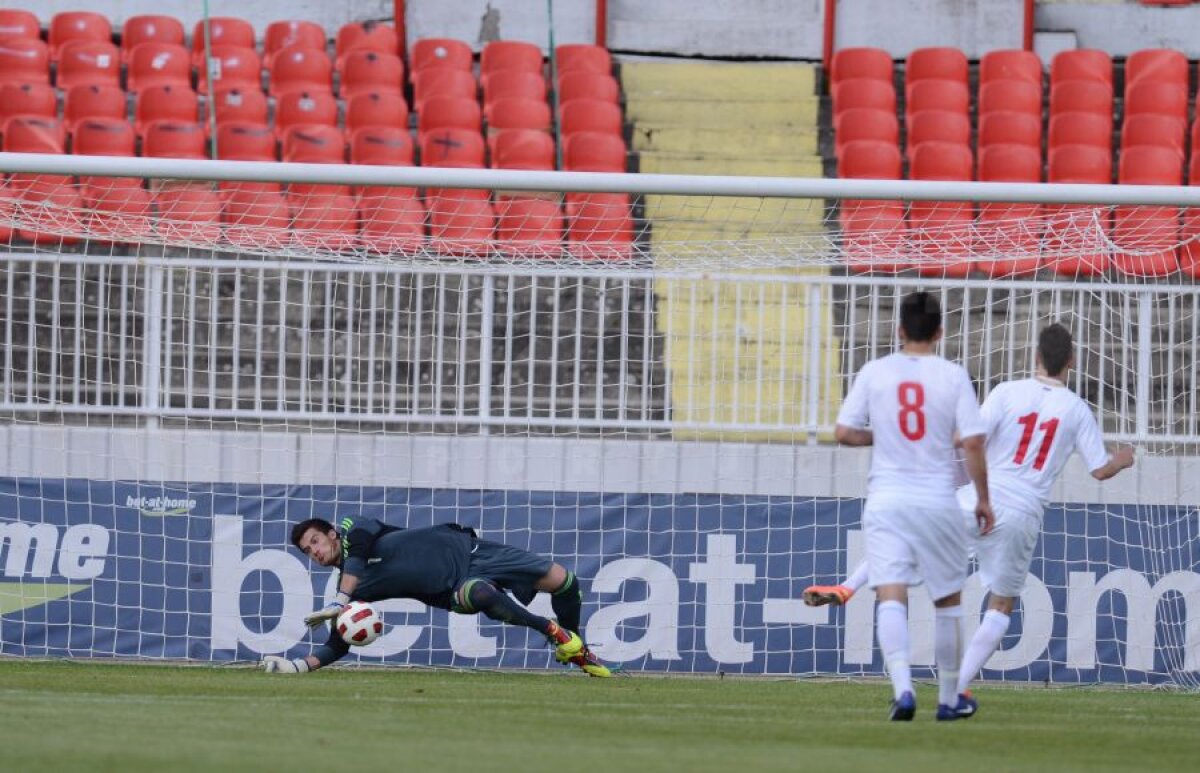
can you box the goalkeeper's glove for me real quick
[303,593,350,629]
[262,655,310,674]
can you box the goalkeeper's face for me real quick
[297,527,342,567]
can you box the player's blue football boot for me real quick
[936,691,977,721]
[889,690,916,721]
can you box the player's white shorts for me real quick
[964,503,1041,598]
[863,492,967,602]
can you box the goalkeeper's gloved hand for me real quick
[304,601,346,629]
[262,655,310,674]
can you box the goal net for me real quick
[0,154,1196,688]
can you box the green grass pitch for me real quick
[2,661,1198,772]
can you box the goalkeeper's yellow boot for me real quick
[547,621,584,661]
[802,584,854,607]
[567,646,613,678]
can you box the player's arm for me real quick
[1092,445,1135,480]
[834,364,873,446]
[1075,406,1136,480]
[956,371,994,535]
[264,629,350,675]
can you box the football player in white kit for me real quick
[831,291,994,721]
[807,322,1135,719]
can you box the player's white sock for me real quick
[876,600,912,700]
[957,609,1011,694]
[844,560,870,593]
[934,605,964,706]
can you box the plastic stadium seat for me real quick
[289,183,359,251]
[211,86,269,127]
[134,84,198,137]
[837,141,905,271]
[480,41,543,83]
[1119,143,1183,185]
[222,184,291,249]
[1113,203,1180,276]
[282,125,346,164]
[412,67,477,110]
[492,128,555,170]
[273,90,338,139]
[345,91,409,133]
[980,49,1042,84]
[559,98,623,137]
[909,141,974,183]
[565,192,633,260]
[339,50,404,98]
[495,195,563,257]
[143,121,207,159]
[155,183,222,243]
[485,97,553,136]
[350,126,414,165]
[908,141,974,277]
[410,38,473,78]
[428,187,495,255]
[976,143,1043,276]
[1181,155,1200,274]
[126,42,191,92]
[196,45,262,93]
[63,84,127,133]
[49,12,112,62]
[564,131,626,172]
[216,123,277,161]
[11,172,84,244]
[1046,144,1112,275]
[831,78,896,115]
[0,38,50,85]
[0,83,57,126]
[832,108,899,156]
[1048,111,1112,149]
[56,41,120,90]
[85,178,154,244]
[838,139,902,179]
[417,96,482,140]
[977,110,1042,149]
[420,128,485,168]
[1051,49,1112,86]
[1121,113,1185,154]
[121,15,185,61]
[1125,48,1188,88]
[191,18,255,65]
[269,46,333,96]
[1124,80,1188,121]
[3,116,65,152]
[483,69,546,106]
[554,44,612,76]
[265,20,328,65]
[557,71,620,104]
[359,188,424,253]
[337,21,400,69]
[906,79,969,117]
[1189,119,1200,160]
[0,10,40,41]
[1049,80,1113,116]
[830,47,893,83]
[978,79,1041,115]
[71,117,135,156]
[906,47,968,88]
[906,110,970,154]
[1049,143,1112,183]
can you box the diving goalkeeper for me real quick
[262,517,610,677]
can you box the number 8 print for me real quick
[897,381,926,441]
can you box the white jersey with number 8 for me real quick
[836,352,986,500]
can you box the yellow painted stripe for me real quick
[632,126,818,156]
[620,62,816,100]
[637,154,825,178]
[624,98,820,128]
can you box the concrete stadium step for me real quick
[624,98,819,129]
[620,61,817,102]
[637,153,824,177]
[632,125,819,156]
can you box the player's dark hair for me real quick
[899,291,941,342]
[290,518,336,549]
[1038,323,1073,377]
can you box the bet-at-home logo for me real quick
[126,495,198,517]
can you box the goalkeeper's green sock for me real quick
[550,571,582,634]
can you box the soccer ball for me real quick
[336,601,384,646]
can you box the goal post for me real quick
[0,153,1197,688]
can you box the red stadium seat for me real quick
[350,126,414,165]
[3,115,65,152]
[1125,48,1188,88]
[63,84,127,132]
[269,46,333,96]
[906,79,969,117]
[412,67,477,111]
[838,141,905,271]
[557,71,619,104]
[908,141,974,277]
[222,184,291,249]
[134,84,198,137]
[417,96,482,140]
[143,121,207,159]
[830,47,893,83]
[410,38,472,78]
[420,128,485,168]
[906,47,968,87]
[359,188,424,253]
[0,10,40,41]
[831,77,896,115]
[1049,143,1112,182]
[1121,113,1185,154]
[0,82,57,126]
[211,86,269,127]
[56,41,120,90]
[833,108,899,157]
[273,89,338,139]
[71,117,135,156]
[483,69,546,106]
[191,18,255,65]
[428,187,494,255]
[486,98,553,138]
[1046,144,1112,275]
[495,195,563,257]
[492,128,555,170]
[216,122,277,161]
[337,21,400,69]
[0,38,50,85]
[563,131,626,172]
[340,50,404,98]
[85,178,154,244]
[1124,79,1188,121]
[554,44,612,76]
[978,79,1041,115]
[282,125,346,164]
[480,41,543,83]
[1180,154,1200,274]
[976,143,1043,276]
[289,183,358,251]
[1051,49,1112,86]
[1048,111,1112,149]
[121,15,185,62]
[980,50,1042,84]
[906,110,970,155]
[345,91,409,133]
[155,183,222,243]
[559,98,622,137]
[11,171,85,244]
[565,192,633,260]
[265,21,327,66]
[1114,145,1182,276]
[126,42,191,92]
[196,45,262,93]
[978,110,1042,149]
[49,12,112,62]
[1049,79,1113,115]
[1119,143,1183,184]
[838,139,902,179]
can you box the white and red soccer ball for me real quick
[336,601,383,646]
